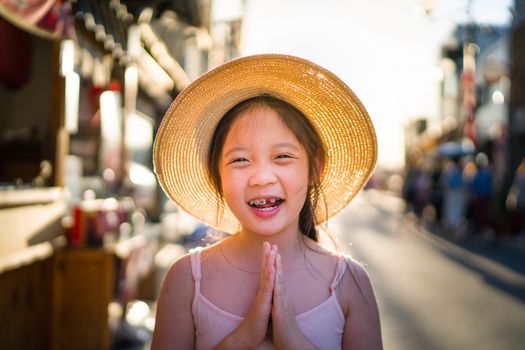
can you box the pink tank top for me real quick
[189,249,347,350]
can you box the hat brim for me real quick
[153,54,377,233]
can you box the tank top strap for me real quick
[189,247,203,321]
[189,247,203,286]
[329,254,348,292]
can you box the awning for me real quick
[0,0,73,39]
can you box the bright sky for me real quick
[216,0,513,170]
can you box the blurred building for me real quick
[438,24,509,150]
[0,1,243,348]
[403,0,525,235]
[409,0,525,175]
[509,0,525,174]
[0,0,242,213]
[405,23,510,168]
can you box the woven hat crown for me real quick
[153,54,377,233]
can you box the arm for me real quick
[341,259,383,350]
[151,254,195,350]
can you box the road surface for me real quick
[331,190,525,350]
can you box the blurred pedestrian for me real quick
[402,163,419,213]
[429,160,444,224]
[462,157,477,223]
[414,161,432,220]
[469,153,494,238]
[506,157,525,237]
[440,158,466,236]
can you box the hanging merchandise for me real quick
[0,17,31,89]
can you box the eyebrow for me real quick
[273,142,300,151]
[223,146,248,158]
[223,142,300,158]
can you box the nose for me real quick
[248,163,277,187]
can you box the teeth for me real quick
[259,207,274,211]
[249,198,281,206]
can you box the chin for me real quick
[253,228,282,237]
[244,221,296,238]
[235,211,301,238]
[242,225,278,236]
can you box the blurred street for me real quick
[333,190,525,350]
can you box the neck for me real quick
[225,227,307,271]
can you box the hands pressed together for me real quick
[218,242,316,350]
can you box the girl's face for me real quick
[219,106,310,237]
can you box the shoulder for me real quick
[153,252,198,349]
[163,241,223,283]
[162,253,194,297]
[181,240,228,282]
[341,254,371,284]
[338,255,377,312]
[339,255,383,349]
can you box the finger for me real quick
[259,244,276,296]
[257,266,275,304]
[262,241,270,269]
[266,246,278,288]
[273,253,285,298]
[260,242,271,284]
[267,244,278,269]
[272,256,284,322]
[276,253,282,280]
[263,241,270,254]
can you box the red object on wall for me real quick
[0,0,55,25]
[0,17,32,89]
[70,205,85,248]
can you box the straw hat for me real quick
[153,54,377,233]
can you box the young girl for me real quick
[151,55,382,349]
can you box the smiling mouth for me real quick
[247,197,284,210]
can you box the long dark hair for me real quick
[207,95,326,241]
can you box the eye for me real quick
[227,157,249,165]
[274,153,296,160]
